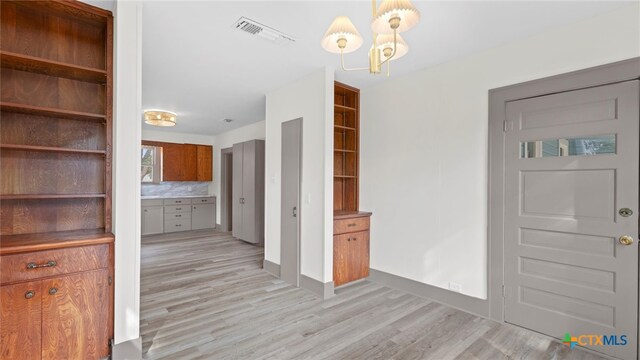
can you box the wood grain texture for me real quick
[1,244,109,284]
[1,150,104,195]
[334,215,370,235]
[0,198,105,235]
[41,269,110,360]
[182,144,198,181]
[0,229,114,255]
[196,145,212,181]
[0,51,107,83]
[140,230,606,360]
[1,1,107,69]
[0,281,42,360]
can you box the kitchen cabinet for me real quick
[232,140,265,244]
[141,197,216,235]
[192,203,216,230]
[197,145,213,181]
[142,141,212,181]
[142,199,164,235]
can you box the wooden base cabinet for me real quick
[333,212,372,287]
[0,242,113,360]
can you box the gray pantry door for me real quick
[503,80,639,360]
[280,118,302,286]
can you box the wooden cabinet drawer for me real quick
[164,219,191,232]
[164,205,191,213]
[192,197,214,204]
[165,212,191,220]
[163,198,192,205]
[333,216,370,234]
[0,245,109,284]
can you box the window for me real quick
[141,145,162,183]
[521,135,616,159]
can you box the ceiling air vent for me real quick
[234,17,295,46]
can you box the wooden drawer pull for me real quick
[25,291,35,299]
[347,223,356,227]
[26,260,57,270]
[48,288,58,295]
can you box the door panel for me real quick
[42,269,110,360]
[182,144,198,181]
[347,231,370,282]
[242,140,256,243]
[0,281,42,360]
[281,119,301,286]
[192,204,215,230]
[196,145,213,181]
[504,80,638,360]
[232,142,243,239]
[333,234,350,286]
[142,206,163,235]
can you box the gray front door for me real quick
[504,80,639,360]
[280,119,302,286]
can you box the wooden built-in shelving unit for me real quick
[0,2,114,357]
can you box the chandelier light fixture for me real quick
[321,0,420,76]
[144,110,177,127]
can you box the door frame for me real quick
[280,118,303,287]
[220,147,233,232]
[487,58,640,325]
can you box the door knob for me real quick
[619,235,634,246]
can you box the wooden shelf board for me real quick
[334,125,357,131]
[333,210,372,220]
[1,51,107,83]
[334,149,356,153]
[0,194,106,200]
[0,144,106,155]
[0,102,106,122]
[0,229,114,255]
[334,175,357,179]
[334,104,357,112]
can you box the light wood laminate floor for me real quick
[141,230,606,360]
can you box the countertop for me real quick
[141,195,216,200]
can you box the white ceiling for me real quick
[111,1,631,135]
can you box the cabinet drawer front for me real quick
[333,216,370,234]
[165,212,191,220]
[1,245,110,284]
[163,198,192,205]
[164,219,191,232]
[164,205,191,213]
[192,197,215,204]
[141,199,163,206]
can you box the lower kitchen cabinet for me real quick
[192,203,216,230]
[141,197,216,235]
[142,200,164,235]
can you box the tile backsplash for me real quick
[141,182,210,197]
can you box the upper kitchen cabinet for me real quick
[141,141,212,181]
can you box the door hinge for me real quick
[503,120,509,132]
[292,206,297,218]
[502,285,506,297]
[109,338,115,348]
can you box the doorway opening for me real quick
[221,147,233,232]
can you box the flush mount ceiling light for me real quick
[144,110,177,127]
[321,0,420,76]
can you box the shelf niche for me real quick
[333,82,360,212]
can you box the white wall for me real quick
[265,68,334,283]
[113,0,142,345]
[211,121,265,223]
[360,4,640,299]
